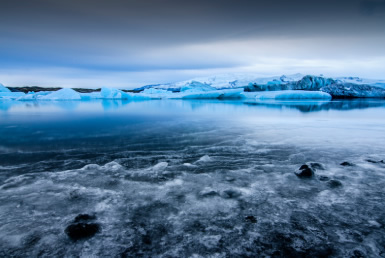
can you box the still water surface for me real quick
[0,99,385,257]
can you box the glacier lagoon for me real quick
[0,99,385,257]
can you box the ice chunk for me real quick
[142,88,169,94]
[320,83,385,98]
[196,155,212,163]
[171,88,244,99]
[79,92,102,100]
[0,83,11,92]
[254,90,332,100]
[219,88,244,99]
[100,87,130,99]
[152,162,168,171]
[40,88,82,100]
[180,81,216,93]
[336,76,385,88]
[0,92,25,99]
[99,88,152,100]
[17,91,52,101]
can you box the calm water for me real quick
[1,99,385,257]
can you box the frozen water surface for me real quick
[0,99,385,257]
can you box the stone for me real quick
[295,164,315,178]
[340,161,354,166]
[65,223,100,241]
[245,216,257,223]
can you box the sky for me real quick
[0,0,385,88]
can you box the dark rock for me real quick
[351,249,365,258]
[299,164,309,170]
[7,86,102,94]
[7,86,62,93]
[366,159,384,164]
[74,214,96,223]
[72,88,101,93]
[319,175,330,181]
[327,179,343,188]
[221,189,242,199]
[142,234,152,245]
[295,164,315,178]
[65,223,100,241]
[340,161,354,166]
[245,215,257,223]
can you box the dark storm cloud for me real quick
[1,0,384,46]
[0,0,384,86]
[360,0,385,14]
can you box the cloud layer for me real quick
[1,0,384,87]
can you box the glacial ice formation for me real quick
[86,88,152,100]
[142,88,169,94]
[252,90,332,101]
[40,88,82,100]
[135,74,385,99]
[0,92,25,99]
[178,89,244,99]
[134,73,305,91]
[100,87,130,99]
[2,73,385,102]
[180,81,216,92]
[0,83,11,92]
[320,83,385,98]
[17,91,52,101]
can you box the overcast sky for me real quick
[0,0,384,88]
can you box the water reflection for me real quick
[0,99,385,113]
[244,99,385,112]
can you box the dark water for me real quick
[0,99,385,257]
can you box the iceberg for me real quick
[335,77,385,89]
[18,91,52,101]
[39,88,82,100]
[180,81,216,92]
[320,83,385,98]
[0,83,11,92]
[170,88,244,99]
[135,73,304,91]
[80,88,152,100]
[0,92,25,99]
[253,90,332,100]
[138,81,244,99]
[142,88,169,94]
[100,87,130,99]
